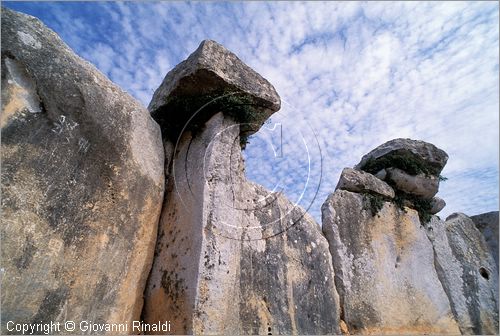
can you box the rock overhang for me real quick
[148,40,281,141]
[355,138,449,176]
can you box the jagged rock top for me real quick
[355,138,449,176]
[148,40,281,139]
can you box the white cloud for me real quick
[8,1,498,222]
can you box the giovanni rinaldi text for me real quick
[6,320,171,334]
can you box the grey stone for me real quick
[143,113,340,334]
[471,211,499,271]
[1,8,164,331]
[386,167,439,200]
[425,213,499,334]
[356,138,449,176]
[322,190,459,334]
[429,196,446,214]
[374,169,387,180]
[148,40,280,140]
[336,167,395,199]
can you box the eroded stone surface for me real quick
[322,190,460,334]
[356,138,449,176]
[426,213,499,334]
[149,40,280,140]
[386,167,439,200]
[336,167,395,199]
[471,211,499,271]
[143,113,340,334]
[1,8,164,332]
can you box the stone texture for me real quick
[322,190,460,334]
[425,213,499,334]
[386,167,439,200]
[148,39,280,140]
[374,169,387,180]
[336,168,395,199]
[356,138,449,176]
[429,196,446,215]
[471,211,499,271]
[143,113,340,334]
[1,8,164,332]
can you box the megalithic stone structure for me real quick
[322,139,460,334]
[1,8,164,333]
[143,40,341,335]
[323,139,499,334]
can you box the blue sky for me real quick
[5,2,499,223]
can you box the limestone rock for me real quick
[386,167,439,200]
[356,138,449,176]
[322,190,460,334]
[143,41,338,334]
[336,168,395,199]
[471,211,499,271]
[1,8,164,332]
[238,183,340,335]
[429,196,446,214]
[425,213,499,334]
[143,113,340,334]
[148,39,280,140]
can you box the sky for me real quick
[4,1,499,223]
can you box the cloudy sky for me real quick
[5,1,498,223]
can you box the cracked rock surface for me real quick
[1,8,164,332]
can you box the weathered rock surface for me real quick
[144,113,340,334]
[429,196,446,215]
[425,213,499,334]
[385,167,439,200]
[322,190,460,334]
[336,168,395,199]
[1,8,164,332]
[148,39,280,140]
[471,211,499,270]
[144,40,339,334]
[356,138,449,176]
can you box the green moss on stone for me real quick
[364,193,385,217]
[152,89,263,148]
[393,191,433,224]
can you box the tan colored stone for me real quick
[1,8,164,332]
[143,113,341,334]
[322,190,460,334]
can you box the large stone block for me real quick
[385,167,439,200]
[356,138,448,176]
[1,8,164,332]
[336,167,395,199]
[322,190,459,334]
[426,213,499,334]
[471,211,499,271]
[148,39,280,140]
[143,113,340,334]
